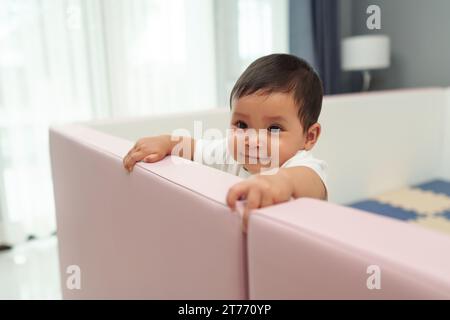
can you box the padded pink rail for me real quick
[50,125,247,299]
[50,124,450,299]
[249,199,450,299]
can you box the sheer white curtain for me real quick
[0,0,288,246]
[214,0,289,107]
[0,0,105,245]
[101,0,217,116]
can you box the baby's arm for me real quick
[123,135,195,172]
[226,167,326,232]
[281,166,327,201]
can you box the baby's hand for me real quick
[123,135,173,172]
[226,171,294,232]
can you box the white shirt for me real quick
[193,138,328,190]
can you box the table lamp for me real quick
[341,35,391,91]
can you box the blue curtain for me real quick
[289,0,342,95]
[310,0,342,94]
[289,0,316,69]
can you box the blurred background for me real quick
[0,0,449,299]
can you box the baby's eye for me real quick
[235,121,248,129]
[268,125,282,133]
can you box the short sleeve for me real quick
[281,151,328,193]
[193,138,243,176]
[193,138,227,165]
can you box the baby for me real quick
[123,54,327,230]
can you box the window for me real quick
[0,0,288,245]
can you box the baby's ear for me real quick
[304,123,321,150]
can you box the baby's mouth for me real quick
[238,150,271,162]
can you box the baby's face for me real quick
[229,91,308,174]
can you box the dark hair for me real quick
[230,54,323,132]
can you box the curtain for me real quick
[289,0,316,69]
[214,0,289,107]
[101,0,218,117]
[0,0,217,246]
[0,0,104,245]
[311,0,342,95]
[0,0,288,246]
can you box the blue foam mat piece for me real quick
[349,200,421,221]
[414,180,450,197]
[437,211,450,220]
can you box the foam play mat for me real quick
[349,180,450,235]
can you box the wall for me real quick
[339,0,355,92]
[348,0,450,91]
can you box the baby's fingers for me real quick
[242,189,261,233]
[123,147,137,168]
[143,153,164,163]
[125,151,146,172]
[226,183,250,210]
[260,193,274,209]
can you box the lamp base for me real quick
[362,70,371,92]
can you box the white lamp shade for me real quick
[341,35,391,71]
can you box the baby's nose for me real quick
[244,130,258,147]
[244,130,268,149]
